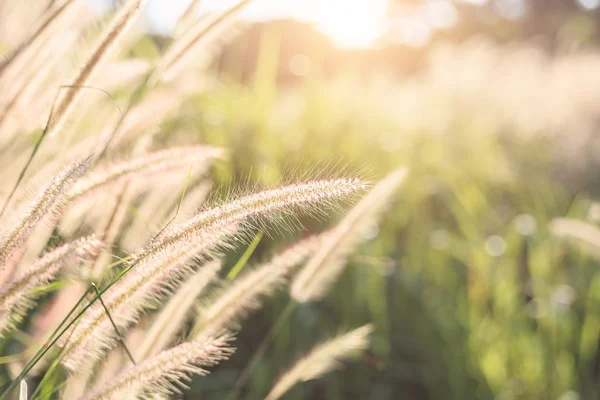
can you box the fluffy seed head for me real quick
[67,146,224,202]
[131,177,368,270]
[292,169,406,302]
[61,177,365,370]
[0,235,103,335]
[265,325,373,400]
[82,334,234,400]
[135,260,223,361]
[60,225,237,371]
[46,0,146,138]
[0,158,90,272]
[192,234,322,337]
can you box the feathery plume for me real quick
[0,0,77,74]
[67,146,223,202]
[0,235,103,335]
[95,89,184,153]
[158,0,252,82]
[0,158,90,272]
[0,0,79,90]
[265,325,373,400]
[60,225,237,371]
[121,181,211,252]
[131,177,368,271]
[192,235,322,337]
[46,0,145,138]
[550,217,600,259]
[292,168,407,302]
[82,334,234,400]
[135,260,222,361]
[62,178,365,370]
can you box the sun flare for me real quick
[187,0,388,48]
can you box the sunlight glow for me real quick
[305,0,388,48]
[199,0,388,48]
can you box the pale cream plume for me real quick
[291,169,407,302]
[0,235,103,335]
[265,325,373,400]
[157,0,252,82]
[62,178,365,370]
[550,217,600,259]
[131,178,367,271]
[67,146,223,202]
[135,260,222,361]
[0,158,90,275]
[191,235,322,337]
[82,334,234,400]
[60,226,237,371]
[46,0,145,138]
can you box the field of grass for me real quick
[1,1,600,399]
[182,38,600,399]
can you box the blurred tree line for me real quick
[213,0,600,85]
[386,0,600,50]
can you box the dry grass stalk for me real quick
[292,168,407,302]
[135,260,222,361]
[192,234,322,337]
[265,325,373,400]
[46,0,145,138]
[60,225,237,370]
[67,146,223,202]
[82,333,234,400]
[0,235,102,335]
[0,158,90,274]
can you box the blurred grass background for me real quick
[153,14,600,398]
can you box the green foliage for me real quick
[176,65,600,399]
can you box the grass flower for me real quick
[192,234,322,337]
[46,0,145,138]
[265,325,373,400]
[82,333,234,400]
[135,260,223,361]
[292,169,406,302]
[67,146,223,202]
[0,235,102,335]
[0,158,90,273]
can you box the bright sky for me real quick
[94,0,600,49]
[143,0,389,48]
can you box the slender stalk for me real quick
[0,87,60,220]
[0,0,76,77]
[91,283,136,366]
[0,257,140,399]
[0,285,93,399]
[0,84,122,220]
[225,300,298,400]
[28,280,133,400]
[0,165,196,397]
[226,231,263,280]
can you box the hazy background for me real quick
[82,1,600,399]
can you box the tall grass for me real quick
[0,1,380,399]
[2,0,600,399]
[187,27,600,400]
